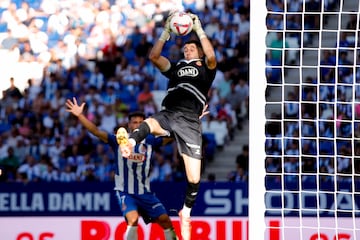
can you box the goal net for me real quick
[249,0,360,239]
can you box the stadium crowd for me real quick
[0,0,250,183]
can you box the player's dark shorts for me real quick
[116,191,168,224]
[151,108,202,159]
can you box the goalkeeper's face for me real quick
[183,43,200,60]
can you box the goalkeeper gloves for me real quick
[189,13,206,39]
[159,11,176,42]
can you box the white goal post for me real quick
[249,0,360,239]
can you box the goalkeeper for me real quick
[118,12,217,240]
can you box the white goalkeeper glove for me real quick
[189,13,206,39]
[159,12,176,42]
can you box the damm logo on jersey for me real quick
[177,66,199,77]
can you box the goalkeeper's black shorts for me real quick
[151,108,202,160]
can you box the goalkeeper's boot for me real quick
[116,127,133,158]
[179,210,191,240]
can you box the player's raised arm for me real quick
[149,14,173,72]
[189,13,217,70]
[65,97,108,143]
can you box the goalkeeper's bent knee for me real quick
[184,182,200,208]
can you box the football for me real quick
[169,12,193,36]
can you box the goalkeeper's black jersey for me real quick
[161,58,216,115]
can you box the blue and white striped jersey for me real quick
[107,133,161,195]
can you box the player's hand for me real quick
[168,9,178,18]
[66,97,85,117]
[199,104,210,119]
[189,13,206,39]
[164,12,174,33]
[160,12,174,41]
[188,13,203,32]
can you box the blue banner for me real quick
[0,181,247,217]
[0,181,358,217]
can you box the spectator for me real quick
[59,164,77,182]
[26,78,41,101]
[216,70,232,99]
[101,85,117,105]
[137,82,154,107]
[201,114,229,149]
[66,144,85,170]
[16,154,40,182]
[0,135,10,159]
[228,166,248,183]
[88,65,105,91]
[236,144,249,172]
[95,155,113,182]
[98,104,117,134]
[121,66,143,96]
[48,137,66,169]
[1,145,20,172]
[284,157,299,182]
[269,32,289,64]
[76,153,96,181]
[15,172,30,184]
[284,91,299,119]
[41,162,59,182]
[266,157,280,173]
[226,78,248,129]
[207,173,216,182]
[320,50,336,83]
[4,77,23,100]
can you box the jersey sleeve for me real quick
[161,62,176,80]
[145,135,164,148]
[107,133,119,152]
[207,65,217,82]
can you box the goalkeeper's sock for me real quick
[164,227,178,240]
[184,182,200,208]
[125,226,138,239]
[181,205,191,217]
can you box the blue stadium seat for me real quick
[0,22,8,32]
[128,101,139,112]
[11,0,22,8]
[27,0,41,10]
[0,7,6,16]
[33,16,49,32]
[118,89,135,104]
[0,123,11,134]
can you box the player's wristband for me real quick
[159,30,170,42]
[196,28,206,40]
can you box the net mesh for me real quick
[263,0,360,239]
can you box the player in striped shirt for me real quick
[66,98,178,240]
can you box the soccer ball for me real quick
[169,12,193,36]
